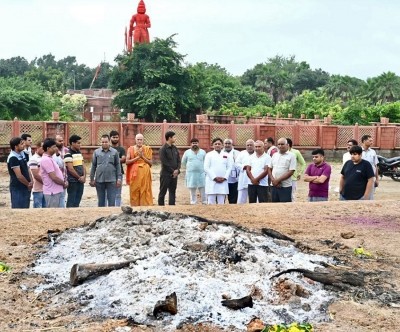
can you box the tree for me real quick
[0,77,47,120]
[110,35,192,122]
[366,72,400,104]
[0,56,32,77]
[322,75,365,103]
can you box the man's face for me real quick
[224,141,232,152]
[346,142,354,151]
[110,135,120,145]
[47,144,57,156]
[277,140,288,153]
[351,153,362,163]
[363,137,373,148]
[312,154,324,165]
[136,135,144,147]
[213,140,222,152]
[36,144,44,157]
[264,140,271,151]
[71,140,81,151]
[254,143,264,155]
[101,137,110,150]
[191,141,199,150]
[16,141,25,152]
[56,136,64,149]
[25,137,32,148]
[246,141,254,153]
[168,135,177,144]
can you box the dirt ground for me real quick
[1,161,400,332]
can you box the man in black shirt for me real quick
[110,130,126,206]
[340,145,374,200]
[7,137,32,208]
[21,133,32,162]
[158,131,181,205]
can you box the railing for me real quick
[1,119,400,151]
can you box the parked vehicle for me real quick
[377,155,400,181]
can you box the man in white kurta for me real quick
[204,138,233,205]
[182,138,206,204]
[236,139,254,204]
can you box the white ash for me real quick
[33,211,334,330]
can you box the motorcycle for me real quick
[377,155,400,182]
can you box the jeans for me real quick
[44,192,63,208]
[10,187,31,209]
[308,196,328,202]
[115,175,123,206]
[33,191,46,208]
[96,182,117,207]
[59,189,66,208]
[66,182,84,208]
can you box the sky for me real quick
[0,0,399,79]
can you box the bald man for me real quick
[267,138,296,203]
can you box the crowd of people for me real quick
[6,130,378,209]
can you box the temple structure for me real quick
[125,0,151,52]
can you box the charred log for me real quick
[261,228,295,242]
[70,258,144,286]
[153,292,178,317]
[221,295,253,310]
[270,268,365,287]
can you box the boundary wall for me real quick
[1,119,400,161]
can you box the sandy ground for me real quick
[1,161,400,331]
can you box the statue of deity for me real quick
[126,0,151,52]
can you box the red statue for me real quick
[126,0,151,52]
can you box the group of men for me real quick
[7,131,125,209]
[180,135,378,204]
[7,130,379,208]
[182,136,308,204]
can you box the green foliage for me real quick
[110,36,190,122]
[1,51,400,125]
[59,93,87,121]
[366,72,400,104]
[0,77,47,120]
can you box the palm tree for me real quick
[366,72,400,104]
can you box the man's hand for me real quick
[251,178,259,185]
[78,176,86,184]
[63,180,69,189]
[89,180,96,187]
[27,182,33,191]
[116,180,122,188]
[172,169,179,178]
[271,178,280,187]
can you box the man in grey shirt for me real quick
[90,134,122,207]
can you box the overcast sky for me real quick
[1,0,399,79]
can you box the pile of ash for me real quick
[32,209,334,330]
